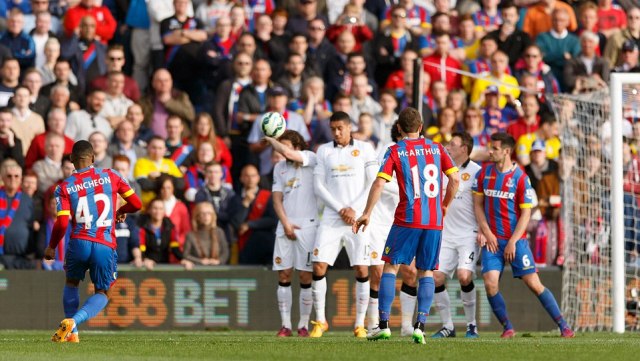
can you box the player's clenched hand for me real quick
[283,223,300,240]
[339,207,356,225]
[116,211,126,223]
[353,214,370,234]
[44,247,55,260]
[504,242,516,263]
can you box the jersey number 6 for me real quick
[76,194,112,229]
[410,164,439,199]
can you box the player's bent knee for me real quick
[354,266,369,279]
[313,262,328,276]
[457,272,474,286]
[65,279,80,287]
[278,269,293,283]
[522,273,545,294]
[299,271,313,284]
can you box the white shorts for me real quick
[366,222,393,266]
[437,237,479,279]
[312,218,369,266]
[273,226,317,272]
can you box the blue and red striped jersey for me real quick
[378,138,457,230]
[55,166,135,249]
[472,163,533,239]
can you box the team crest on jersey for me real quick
[384,246,390,255]
[371,251,378,259]
[351,149,360,157]
[462,173,470,181]
[275,257,282,265]
[313,248,319,256]
[506,178,514,188]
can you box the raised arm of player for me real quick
[353,176,386,234]
[264,137,305,163]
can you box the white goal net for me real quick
[551,82,640,332]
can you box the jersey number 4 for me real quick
[410,164,439,199]
[76,194,112,229]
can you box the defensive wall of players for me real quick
[0,268,597,332]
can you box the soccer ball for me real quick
[261,112,286,138]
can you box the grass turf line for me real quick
[0,331,638,361]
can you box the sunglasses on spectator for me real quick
[109,57,124,61]
[309,26,325,31]
[524,54,540,58]
[392,13,407,18]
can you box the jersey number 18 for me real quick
[410,164,439,199]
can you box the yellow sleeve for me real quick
[515,135,532,157]
[377,172,392,181]
[167,160,183,177]
[470,78,486,106]
[133,158,148,178]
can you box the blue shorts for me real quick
[481,238,537,278]
[65,239,118,291]
[382,225,441,271]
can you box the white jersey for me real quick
[314,139,378,220]
[442,159,482,240]
[371,142,399,226]
[272,150,318,235]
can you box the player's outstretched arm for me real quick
[263,137,305,163]
[353,177,386,234]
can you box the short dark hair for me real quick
[431,11,448,22]
[0,106,12,115]
[278,129,307,151]
[204,160,222,171]
[347,51,365,62]
[391,120,401,142]
[148,135,165,145]
[1,57,17,68]
[480,34,497,45]
[500,0,518,11]
[490,132,516,150]
[397,107,423,133]
[452,131,474,156]
[330,111,351,124]
[540,112,557,126]
[71,140,94,159]
[62,154,72,165]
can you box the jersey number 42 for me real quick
[76,194,113,229]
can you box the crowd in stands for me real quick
[0,0,638,270]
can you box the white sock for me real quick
[461,286,477,326]
[312,277,327,322]
[277,285,292,329]
[400,291,417,330]
[434,288,454,330]
[298,286,313,330]
[367,295,379,331]
[355,280,370,328]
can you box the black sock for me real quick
[379,320,389,329]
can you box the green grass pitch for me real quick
[0,331,639,361]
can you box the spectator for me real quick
[307,18,336,78]
[47,84,75,114]
[0,107,24,167]
[254,14,288,69]
[523,0,578,40]
[327,5,374,53]
[20,68,49,117]
[39,59,82,107]
[516,113,561,166]
[462,106,490,162]
[126,0,152,94]
[383,49,418,99]
[514,45,560,96]
[277,52,311,102]
[183,201,229,265]
[25,108,73,170]
[29,11,56,70]
[446,89,467,126]
[604,8,640,69]
[248,86,311,176]
[229,4,248,41]
[0,9,36,71]
[165,115,192,169]
[487,1,532,69]
[536,8,581,86]
[183,142,214,201]
[160,0,208,106]
[201,16,234,93]
[230,164,277,265]
[613,40,640,72]
[418,12,465,60]
[372,6,417,88]
[88,131,111,169]
[134,136,185,207]
[286,0,328,36]
[286,33,320,81]
[61,16,107,93]
[507,93,541,144]
[64,89,112,141]
[373,89,398,147]
[147,0,194,72]
[352,112,378,148]
[138,197,191,269]
[21,170,42,224]
[98,71,134,129]
[471,0,502,34]
[380,0,429,37]
[470,51,520,108]
[39,38,74,86]
[563,31,611,93]
[211,52,253,138]
[463,35,498,93]
[350,74,381,122]
[482,85,520,134]
[89,45,142,102]
[127,103,154,146]
[140,68,195,139]
[114,194,143,266]
[0,58,20,107]
[157,175,191,256]
[195,161,235,236]
[195,0,232,35]
[423,32,463,92]
[425,106,456,144]
[327,51,375,103]
[31,132,64,193]
[11,85,45,155]
[63,0,117,44]
[241,0,274,32]
[347,0,378,32]
[233,31,257,59]
[597,0,626,37]
[292,76,332,149]
[189,112,232,182]
[24,0,61,34]
[0,159,34,270]
[576,2,607,56]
